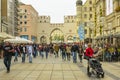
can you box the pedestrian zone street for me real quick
[0,56,120,80]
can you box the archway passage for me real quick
[40,36,47,44]
[67,35,73,43]
[50,28,64,43]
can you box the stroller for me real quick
[88,58,104,78]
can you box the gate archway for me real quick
[50,28,64,43]
[67,35,73,43]
[40,36,47,44]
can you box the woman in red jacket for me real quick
[85,43,94,58]
[85,43,94,75]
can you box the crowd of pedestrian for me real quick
[0,41,120,73]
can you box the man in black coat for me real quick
[3,42,14,73]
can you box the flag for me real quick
[78,23,85,40]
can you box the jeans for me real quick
[28,53,32,63]
[4,56,12,71]
[33,50,37,58]
[39,51,41,56]
[41,51,44,59]
[72,52,77,63]
[78,55,83,62]
[22,53,26,62]
[87,59,90,74]
[14,52,18,61]
[66,53,70,61]
[46,52,48,59]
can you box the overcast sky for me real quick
[20,0,86,23]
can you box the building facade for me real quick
[18,0,120,46]
[18,3,38,42]
[93,0,120,47]
[1,0,19,35]
[75,0,96,44]
[76,0,120,47]
[0,0,1,32]
[37,16,77,44]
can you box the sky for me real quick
[20,0,87,23]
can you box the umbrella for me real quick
[4,37,33,43]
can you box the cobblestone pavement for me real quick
[0,54,120,80]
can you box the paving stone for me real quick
[0,56,120,80]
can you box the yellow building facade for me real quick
[76,0,95,43]
[76,0,120,47]
[94,0,120,47]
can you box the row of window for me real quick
[20,9,27,12]
[20,27,27,32]
[20,15,27,19]
[84,29,92,34]
[84,14,93,18]
[39,16,50,19]
[40,20,47,23]
[84,7,92,12]
[20,21,27,24]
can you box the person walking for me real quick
[26,43,34,63]
[33,43,37,58]
[78,45,84,63]
[14,44,20,62]
[71,43,79,63]
[54,44,59,58]
[20,44,27,63]
[60,43,66,61]
[3,42,14,73]
[45,44,50,59]
[66,44,71,61]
